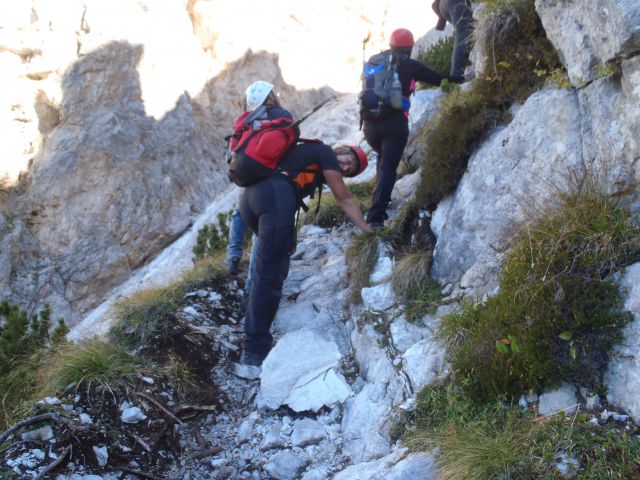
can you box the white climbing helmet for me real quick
[245,80,274,111]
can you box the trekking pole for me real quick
[291,96,336,128]
[362,31,371,66]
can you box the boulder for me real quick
[257,328,351,412]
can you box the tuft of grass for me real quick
[346,232,381,303]
[304,180,374,229]
[440,186,640,402]
[392,251,442,321]
[414,0,563,212]
[38,340,140,395]
[407,382,640,479]
[416,36,454,78]
[164,356,197,401]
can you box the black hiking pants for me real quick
[439,0,474,77]
[239,175,297,355]
[364,113,409,224]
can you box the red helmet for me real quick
[389,28,414,47]
[346,145,369,177]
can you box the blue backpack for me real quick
[358,51,409,122]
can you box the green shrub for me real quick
[0,302,68,427]
[440,187,640,402]
[416,36,454,78]
[414,0,563,211]
[407,382,640,479]
[193,211,231,260]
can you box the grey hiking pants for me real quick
[439,0,474,77]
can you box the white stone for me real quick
[20,426,54,442]
[237,413,259,444]
[333,449,437,480]
[79,413,93,425]
[263,450,309,480]
[290,419,326,447]
[402,339,447,391]
[92,445,108,467]
[538,383,579,416]
[121,406,147,424]
[361,283,395,311]
[389,316,430,353]
[260,423,285,451]
[605,263,640,423]
[370,256,393,285]
[258,328,350,412]
[300,468,330,480]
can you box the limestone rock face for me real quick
[605,263,640,423]
[431,88,584,297]
[535,0,640,85]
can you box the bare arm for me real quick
[323,170,373,233]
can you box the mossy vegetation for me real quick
[406,382,640,479]
[439,186,640,402]
[415,0,563,211]
[304,180,374,229]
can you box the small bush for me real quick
[193,211,231,260]
[414,88,506,210]
[416,36,454,78]
[440,186,640,401]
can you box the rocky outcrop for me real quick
[431,87,584,298]
[535,0,640,85]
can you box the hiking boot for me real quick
[240,350,267,367]
[228,257,240,276]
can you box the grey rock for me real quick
[389,316,430,354]
[605,263,640,422]
[402,338,447,391]
[333,449,437,480]
[535,0,640,85]
[121,406,146,423]
[538,383,579,416]
[20,426,54,442]
[260,423,285,451]
[432,88,584,296]
[361,283,395,311]
[257,328,350,412]
[291,418,326,448]
[92,445,108,467]
[263,450,309,480]
[237,412,259,444]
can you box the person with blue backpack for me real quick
[360,28,464,229]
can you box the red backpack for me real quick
[226,111,299,187]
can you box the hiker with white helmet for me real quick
[226,81,293,285]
